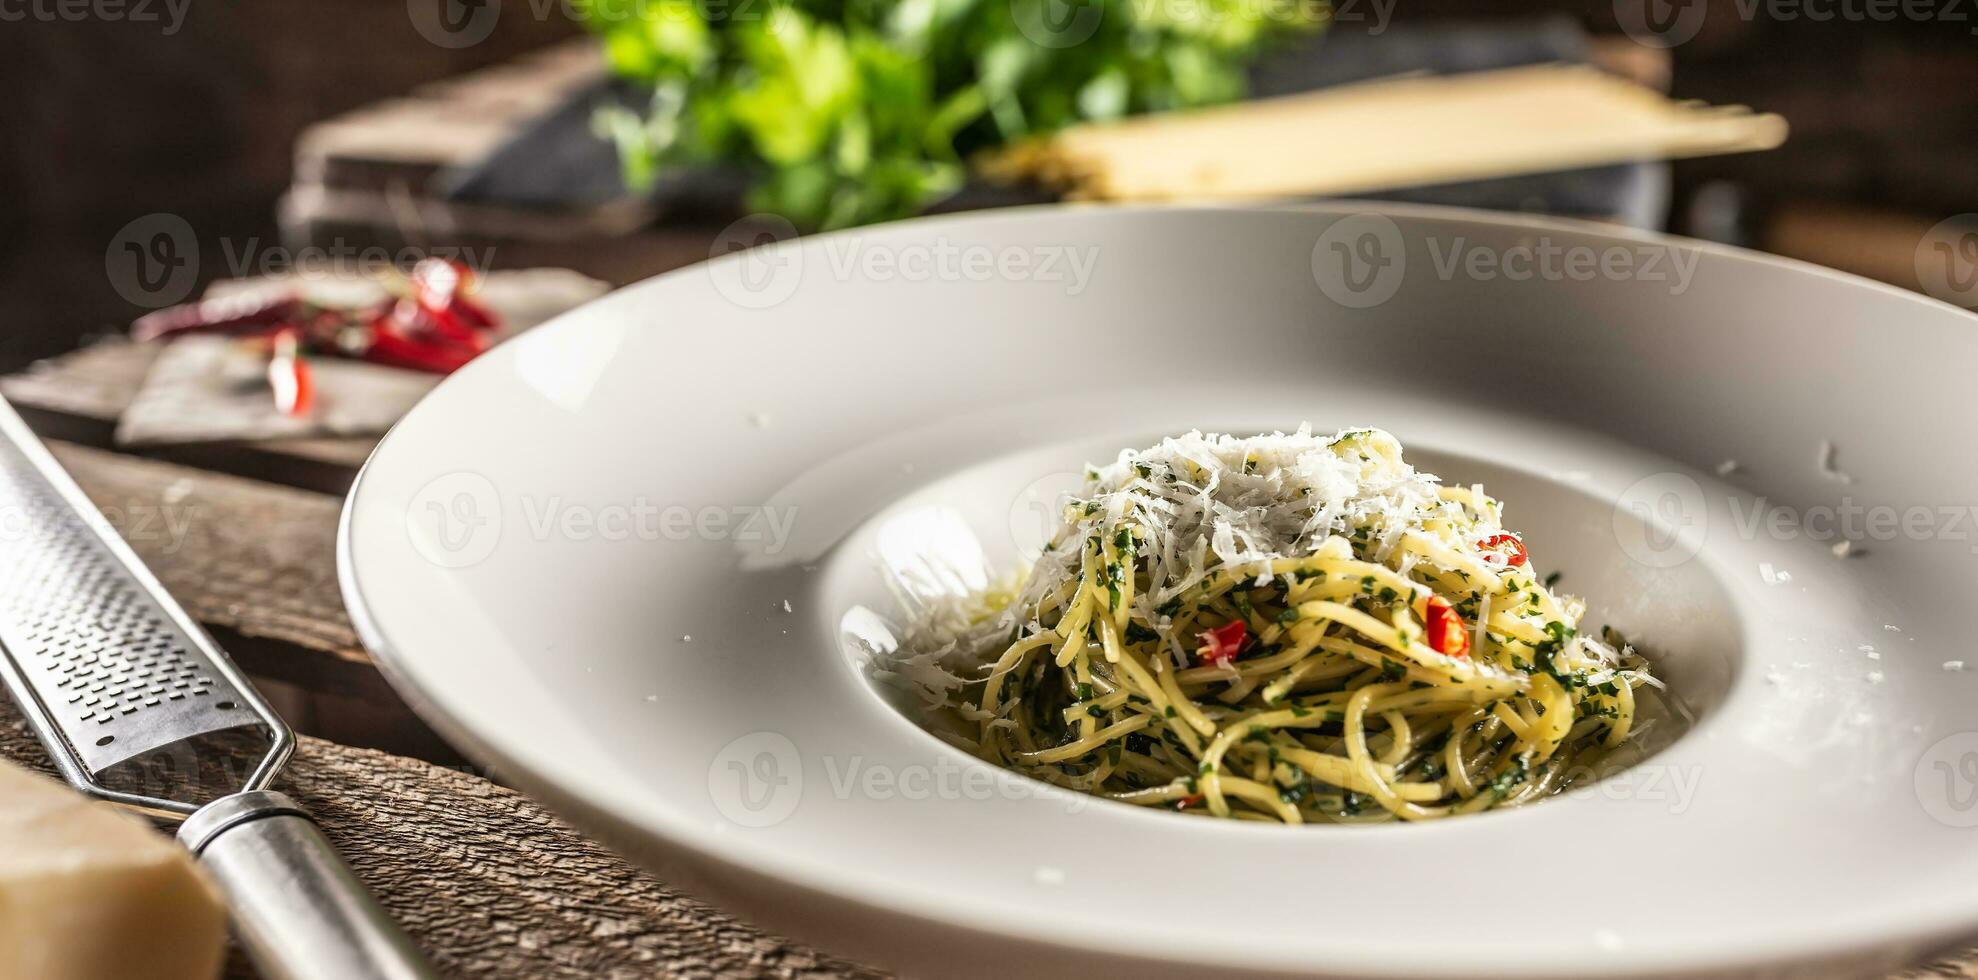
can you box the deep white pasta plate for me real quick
[340,204,1978,978]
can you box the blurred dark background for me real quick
[2,0,1974,371]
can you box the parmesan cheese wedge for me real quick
[980,63,1788,203]
[0,758,227,980]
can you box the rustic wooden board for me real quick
[0,702,882,980]
[2,338,377,494]
[48,441,363,672]
[39,440,467,758]
[293,39,608,196]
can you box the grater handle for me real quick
[179,791,440,980]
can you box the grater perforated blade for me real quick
[0,395,435,980]
[0,398,292,816]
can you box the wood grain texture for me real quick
[2,338,377,494]
[1,334,156,422]
[47,441,365,670]
[287,38,670,249]
[39,440,465,756]
[0,703,881,980]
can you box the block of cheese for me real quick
[982,63,1789,203]
[0,758,227,980]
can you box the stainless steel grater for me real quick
[0,395,436,980]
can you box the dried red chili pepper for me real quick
[132,291,302,342]
[132,264,504,377]
[357,322,483,374]
[451,291,498,331]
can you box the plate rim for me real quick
[338,200,1978,977]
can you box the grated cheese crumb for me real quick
[1818,440,1854,484]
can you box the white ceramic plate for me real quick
[341,204,1978,978]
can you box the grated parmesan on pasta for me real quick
[887,426,1666,824]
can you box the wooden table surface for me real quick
[0,339,879,980]
[2,339,1974,980]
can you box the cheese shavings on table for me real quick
[982,63,1788,202]
[0,758,228,980]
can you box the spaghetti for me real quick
[889,427,1665,824]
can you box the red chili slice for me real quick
[1195,619,1247,667]
[1475,533,1529,568]
[1175,792,1205,811]
[1424,596,1470,659]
